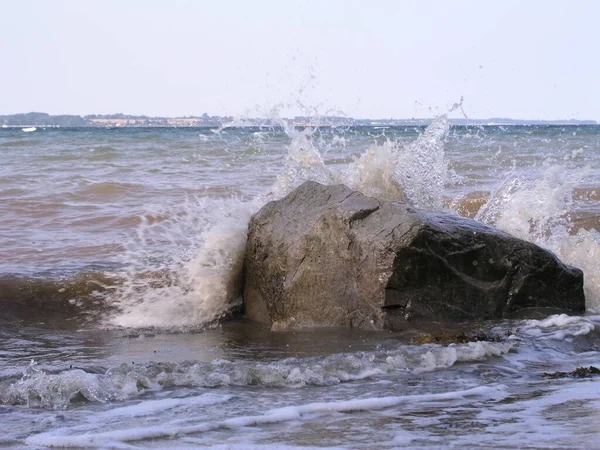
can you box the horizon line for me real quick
[0,111,597,124]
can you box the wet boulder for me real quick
[243,181,585,330]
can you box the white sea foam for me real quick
[415,341,514,372]
[475,165,600,312]
[270,127,336,198]
[2,341,512,410]
[25,385,502,447]
[104,197,259,329]
[99,393,231,419]
[394,114,449,209]
[181,446,348,450]
[272,115,450,207]
[519,313,596,340]
[4,363,109,410]
[345,140,407,200]
[456,377,600,449]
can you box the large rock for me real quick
[243,181,585,330]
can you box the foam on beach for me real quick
[2,341,513,410]
[25,385,502,447]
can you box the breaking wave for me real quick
[1,340,513,410]
[98,116,453,330]
[8,114,599,328]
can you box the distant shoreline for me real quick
[0,112,597,128]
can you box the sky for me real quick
[1,0,599,120]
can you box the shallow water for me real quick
[1,122,600,448]
[1,315,600,448]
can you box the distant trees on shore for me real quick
[0,112,86,126]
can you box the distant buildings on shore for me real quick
[0,112,597,128]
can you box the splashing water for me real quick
[104,116,453,329]
[274,114,450,207]
[104,197,258,329]
[396,115,449,209]
[3,341,514,410]
[270,127,336,198]
[103,112,600,329]
[345,139,407,201]
[271,122,600,313]
[475,164,600,312]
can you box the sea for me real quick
[1,117,599,449]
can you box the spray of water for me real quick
[104,197,258,329]
[270,127,336,198]
[104,115,453,329]
[272,116,600,313]
[475,165,600,312]
[271,114,451,208]
[104,103,600,329]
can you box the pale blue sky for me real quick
[1,0,598,119]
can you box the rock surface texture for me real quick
[243,181,585,330]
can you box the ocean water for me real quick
[1,120,600,448]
